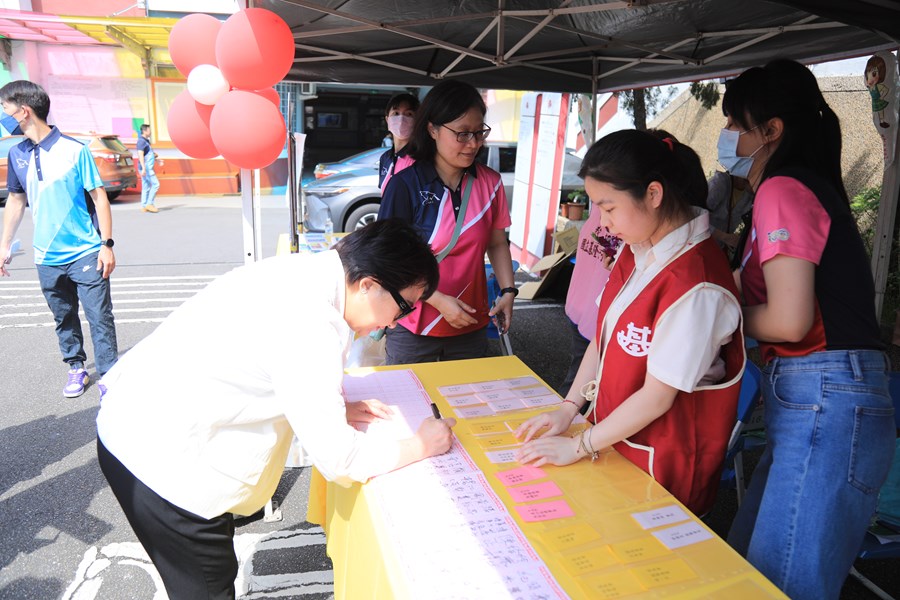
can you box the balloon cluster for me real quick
[167,9,293,169]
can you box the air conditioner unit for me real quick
[300,82,316,96]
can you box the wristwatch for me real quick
[499,287,519,297]
[100,238,115,248]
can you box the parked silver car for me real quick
[303,142,582,233]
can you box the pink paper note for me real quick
[508,481,564,503]
[515,499,575,522]
[495,465,547,486]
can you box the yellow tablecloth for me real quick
[308,356,786,600]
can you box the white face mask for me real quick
[387,114,414,140]
[716,126,763,179]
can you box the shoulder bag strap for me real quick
[435,174,474,263]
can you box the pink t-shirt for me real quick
[564,206,614,342]
[740,176,830,308]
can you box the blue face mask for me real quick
[716,126,763,179]
[1,112,22,135]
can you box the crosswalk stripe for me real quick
[0,274,219,329]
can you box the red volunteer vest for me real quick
[592,237,745,515]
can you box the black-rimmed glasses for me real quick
[383,284,416,321]
[441,124,491,143]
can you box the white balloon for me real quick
[187,64,230,106]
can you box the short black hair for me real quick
[385,92,419,116]
[140,123,151,134]
[579,129,706,224]
[407,80,486,163]
[0,80,50,122]
[335,218,439,299]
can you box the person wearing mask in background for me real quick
[136,123,160,213]
[379,79,516,364]
[558,201,617,397]
[516,129,744,518]
[379,92,419,192]
[96,219,456,600]
[721,59,894,600]
[705,170,754,258]
[0,80,118,398]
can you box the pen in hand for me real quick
[431,402,442,419]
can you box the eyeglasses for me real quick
[441,124,491,143]
[382,284,417,321]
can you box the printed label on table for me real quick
[521,394,562,408]
[455,404,495,419]
[507,480,563,503]
[444,394,483,407]
[560,545,618,576]
[485,449,518,464]
[475,433,520,449]
[471,380,510,392]
[495,465,547,486]
[476,389,518,403]
[505,376,541,388]
[581,570,644,599]
[465,421,510,436]
[516,386,552,398]
[629,558,697,589]
[487,398,527,413]
[514,499,575,522]
[609,536,671,564]
[538,522,602,551]
[651,520,714,549]
[438,383,474,396]
[631,504,691,530]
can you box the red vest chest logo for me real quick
[616,322,653,357]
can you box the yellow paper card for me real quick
[560,546,618,576]
[609,537,670,564]
[475,433,520,449]
[465,421,509,436]
[581,570,644,599]
[630,558,697,589]
[538,522,602,551]
[504,418,530,431]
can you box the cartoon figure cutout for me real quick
[865,52,900,166]
[866,55,891,128]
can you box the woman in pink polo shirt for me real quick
[378,80,516,364]
[721,59,894,600]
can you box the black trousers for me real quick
[97,438,238,600]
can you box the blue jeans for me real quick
[141,167,159,207]
[727,349,895,600]
[36,251,118,376]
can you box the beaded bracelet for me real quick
[562,399,581,410]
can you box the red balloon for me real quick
[168,13,222,76]
[167,90,218,159]
[251,87,280,106]
[210,90,286,169]
[216,8,294,90]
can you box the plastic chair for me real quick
[848,371,900,600]
[721,360,763,505]
[485,261,519,355]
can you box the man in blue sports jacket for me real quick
[0,80,118,398]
